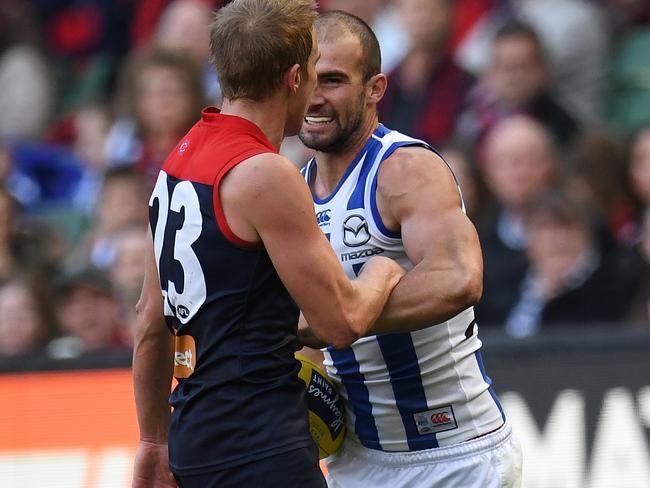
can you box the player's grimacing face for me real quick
[299,34,368,153]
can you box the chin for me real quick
[298,134,324,152]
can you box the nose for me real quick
[311,82,326,104]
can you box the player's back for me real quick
[149,108,311,475]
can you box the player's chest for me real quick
[313,197,399,276]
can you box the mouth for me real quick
[304,115,334,126]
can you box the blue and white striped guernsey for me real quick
[301,124,505,452]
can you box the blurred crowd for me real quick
[1,0,649,360]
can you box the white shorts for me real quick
[325,421,522,488]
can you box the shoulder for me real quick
[223,152,306,205]
[239,151,298,179]
[377,146,455,195]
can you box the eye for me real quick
[322,77,342,85]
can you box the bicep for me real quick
[401,201,482,272]
[382,150,482,270]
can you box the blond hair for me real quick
[210,0,318,101]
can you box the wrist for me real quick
[139,437,168,446]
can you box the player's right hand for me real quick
[132,440,177,488]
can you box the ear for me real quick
[286,63,301,94]
[366,73,387,105]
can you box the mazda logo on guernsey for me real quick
[343,215,371,247]
[316,209,331,226]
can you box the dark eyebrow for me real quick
[318,70,350,81]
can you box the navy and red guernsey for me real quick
[148,107,310,475]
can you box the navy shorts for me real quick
[173,445,327,488]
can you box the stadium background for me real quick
[0,0,649,487]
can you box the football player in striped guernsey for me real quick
[298,10,522,488]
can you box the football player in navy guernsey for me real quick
[131,2,405,487]
[298,11,522,488]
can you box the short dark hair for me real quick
[529,191,592,233]
[494,19,545,55]
[316,10,381,82]
[210,0,318,101]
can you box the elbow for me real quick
[329,324,362,350]
[328,334,359,350]
[133,296,167,345]
[309,314,362,350]
[133,298,151,341]
[453,266,483,309]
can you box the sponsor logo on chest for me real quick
[342,214,371,247]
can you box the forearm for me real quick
[132,328,174,443]
[369,262,481,335]
[300,256,404,349]
[345,256,405,338]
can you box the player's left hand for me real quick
[132,440,177,488]
[297,313,327,349]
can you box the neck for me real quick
[220,96,289,149]
[313,112,379,196]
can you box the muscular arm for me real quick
[131,229,176,487]
[221,153,404,349]
[368,147,483,334]
[133,230,174,442]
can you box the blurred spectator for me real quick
[154,0,221,103]
[514,0,609,124]
[67,104,112,213]
[454,0,513,76]
[324,0,410,73]
[449,0,499,54]
[627,125,650,241]
[0,104,112,248]
[109,224,148,341]
[602,0,650,38]
[0,274,59,357]
[629,126,650,208]
[626,208,650,326]
[3,139,84,213]
[505,192,640,337]
[67,166,147,271]
[608,27,650,137]
[48,266,130,359]
[0,0,53,139]
[566,130,637,246]
[131,0,228,50]
[3,103,110,211]
[31,0,135,119]
[378,0,473,146]
[105,49,205,188]
[456,19,578,149]
[439,142,489,223]
[475,116,560,325]
[0,186,63,282]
